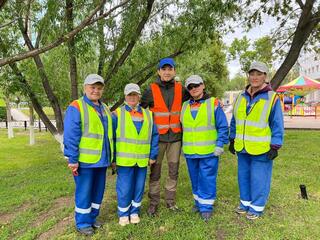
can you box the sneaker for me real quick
[167,204,179,212]
[246,212,260,220]
[77,226,94,236]
[147,205,157,217]
[119,216,130,226]
[191,205,199,213]
[130,214,140,224]
[235,207,247,215]
[92,221,103,229]
[200,212,212,222]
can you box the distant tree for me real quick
[227,74,247,91]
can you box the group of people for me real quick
[63,58,284,236]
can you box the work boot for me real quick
[200,212,212,222]
[191,205,199,213]
[77,227,94,236]
[246,212,260,220]
[235,206,247,215]
[92,221,103,229]
[167,203,179,212]
[147,205,157,217]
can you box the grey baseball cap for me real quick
[124,83,141,95]
[83,74,104,85]
[185,75,204,87]
[248,61,268,74]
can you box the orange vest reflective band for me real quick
[150,81,182,134]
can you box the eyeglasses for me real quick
[187,83,202,90]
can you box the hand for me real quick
[229,141,235,155]
[149,159,156,166]
[214,147,224,156]
[68,163,79,176]
[267,148,278,160]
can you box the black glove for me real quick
[267,148,278,160]
[229,140,236,155]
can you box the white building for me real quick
[298,52,320,103]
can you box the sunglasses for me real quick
[187,83,202,90]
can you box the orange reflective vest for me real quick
[150,81,182,134]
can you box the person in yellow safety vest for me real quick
[112,83,159,226]
[63,74,114,236]
[229,61,284,220]
[181,75,229,222]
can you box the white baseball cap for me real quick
[124,83,141,95]
[83,74,104,85]
[185,75,204,87]
[248,61,268,74]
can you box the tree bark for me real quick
[5,96,14,139]
[97,9,106,76]
[29,102,35,145]
[66,0,78,100]
[18,18,64,133]
[271,0,319,89]
[0,0,8,10]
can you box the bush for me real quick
[0,107,6,121]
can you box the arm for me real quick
[111,111,118,162]
[269,97,284,149]
[182,85,191,102]
[229,115,236,141]
[214,101,229,148]
[63,105,81,164]
[140,86,153,109]
[149,123,159,161]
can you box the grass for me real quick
[20,107,55,120]
[0,129,319,239]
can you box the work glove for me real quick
[267,148,278,160]
[229,141,236,155]
[214,146,224,156]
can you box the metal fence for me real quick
[0,120,57,131]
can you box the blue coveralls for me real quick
[184,96,229,213]
[63,95,112,230]
[229,86,284,216]
[112,104,159,217]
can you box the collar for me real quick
[156,77,175,87]
[83,94,101,108]
[189,92,211,104]
[124,103,141,112]
[244,84,272,99]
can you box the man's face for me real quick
[157,65,176,82]
[84,83,104,102]
[188,83,205,99]
[125,92,140,107]
[248,70,266,89]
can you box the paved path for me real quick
[11,108,29,121]
[225,113,320,130]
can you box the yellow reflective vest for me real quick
[77,98,114,164]
[116,106,153,167]
[234,91,276,155]
[180,97,217,155]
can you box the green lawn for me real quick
[20,107,56,120]
[0,98,5,107]
[0,129,319,239]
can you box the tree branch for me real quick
[104,0,155,83]
[0,0,132,67]
[0,0,8,11]
[295,0,305,10]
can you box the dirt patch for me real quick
[216,228,226,240]
[31,196,73,228]
[0,202,31,225]
[37,215,73,240]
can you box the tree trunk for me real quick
[5,96,14,139]
[271,1,319,89]
[18,19,64,134]
[97,9,106,76]
[29,102,35,145]
[66,0,78,100]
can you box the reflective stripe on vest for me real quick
[116,106,152,167]
[150,82,182,134]
[181,97,218,155]
[234,91,276,155]
[77,98,114,164]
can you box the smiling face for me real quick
[157,65,176,82]
[84,83,104,104]
[248,70,267,90]
[125,92,140,107]
[188,83,205,100]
